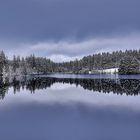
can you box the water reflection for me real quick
[0,75,140,99]
[0,75,140,140]
[0,101,140,140]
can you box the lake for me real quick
[0,74,140,140]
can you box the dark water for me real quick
[0,74,140,140]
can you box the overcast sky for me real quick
[0,0,140,62]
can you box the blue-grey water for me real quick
[46,73,140,79]
[0,74,140,140]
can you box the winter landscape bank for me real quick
[0,49,140,78]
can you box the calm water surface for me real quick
[0,74,140,140]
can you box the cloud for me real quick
[48,55,80,63]
[0,0,140,62]
[0,0,140,41]
[0,33,140,62]
[29,33,140,61]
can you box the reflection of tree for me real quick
[0,76,9,99]
[0,76,140,100]
[119,79,140,95]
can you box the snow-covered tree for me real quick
[118,56,140,74]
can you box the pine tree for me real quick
[0,51,6,76]
[118,56,140,74]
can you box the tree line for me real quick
[0,76,140,99]
[0,49,140,76]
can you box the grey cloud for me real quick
[30,34,140,56]
[0,0,140,61]
[1,34,139,62]
[0,0,140,42]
